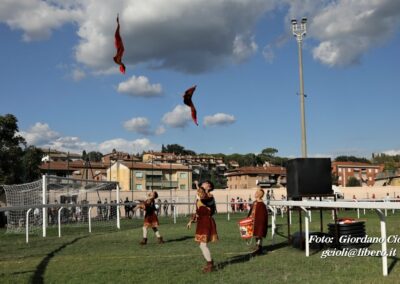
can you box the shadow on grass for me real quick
[388,256,399,274]
[31,236,88,284]
[217,241,289,271]
[164,236,193,243]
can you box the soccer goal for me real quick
[3,175,120,236]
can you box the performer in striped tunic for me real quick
[187,181,218,273]
[137,191,164,245]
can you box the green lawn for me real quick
[1,210,400,283]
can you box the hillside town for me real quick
[38,148,400,192]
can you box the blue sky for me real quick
[1,1,399,158]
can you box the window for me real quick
[136,184,142,190]
[338,168,342,172]
[180,173,187,179]
[369,169,372,173]
[338,176,342,181]
[135,172,143,178]
[348,168,351,173]
[375,169,379,173]
[180,184,186,190]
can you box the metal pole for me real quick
[26,208,32,244]
[297,38,307,158]
[42,175,47,238]
[292,18,308,158]
[188,164,190,215]
[88,207,92,233]
[116,184,120,229]
[58,207,64,237]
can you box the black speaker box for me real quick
[287,158,332,199]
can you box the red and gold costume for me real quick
[142,199,159,228]
[249,200,268,238]
[192,189,218,243]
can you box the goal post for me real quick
[3,175,120,235]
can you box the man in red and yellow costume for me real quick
[187,181,218,272]
[137,191,164,245]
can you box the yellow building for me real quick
[225,166,286,189]
[107,161,192,191]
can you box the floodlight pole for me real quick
[291,18,308,158]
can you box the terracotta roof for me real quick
[332,161,383,168]
[40,161,108,170]
[226,166,286,176]
[121,162,191,171]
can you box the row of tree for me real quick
[0,114,43,184]
[2,113,399,186]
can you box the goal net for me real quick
[3,176,119,234]
[3,179,43,233]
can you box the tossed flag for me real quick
[183,85,198,126]
[113,15,126,74]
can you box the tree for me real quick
[261,147,278,157]
[86,151,103,162]
[346,177,361,187]
[82,150,87,161]
[0,114,26,184]
[335,156,370,163]
[163,144,196,155]
[21,146,43,182]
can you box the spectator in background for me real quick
[103,198,109,220]
[156,199,162,216]
[239,198,244,212]
[163,200,169,216]
[243,200,248,212]
[124,197,130,218]
[266,190,271,201]
[97,199,102,219]
[230,198,235,212]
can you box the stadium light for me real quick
[291,17,308,158]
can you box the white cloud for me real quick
[203,113,236,127]
[155,125,166,135]
[233,34,258,62]
[0,0,82,41]
[262,44,275,64]
[3,1,400,71]
[117,75,162,97]
[98,138,159,154]
[123,117,151,134]
[20,122,159,153]
[71,68,86,81]
[19,123,60,145]
[309,1,400,66]
[0,1,274,71]
[382,150,400,156]
[162,105,192,128]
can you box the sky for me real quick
[1,0,400,158]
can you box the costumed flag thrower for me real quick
[183,85,198,126]
[113,15,126,74]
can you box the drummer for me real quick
[247,188,268,255]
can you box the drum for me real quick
[238,217,253,239]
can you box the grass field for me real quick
[1,209,400,283]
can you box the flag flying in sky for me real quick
[113,16,126,74]
[183,85,198,126]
